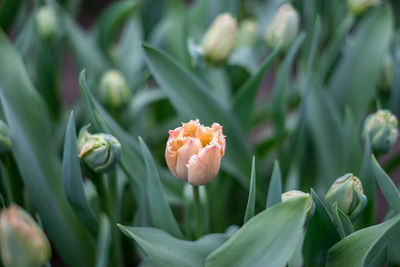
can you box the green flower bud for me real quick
[282,190,314,218]
[325,174,367,221]
[364,110,398,154]
[264,4,300,51]
[78,129,121,174]
[379,54,394,92]
[0,120,11,155]
[236,19,258,47]
[348,0,381,15]
[202,13,238,63]
[35,5,58,41]
[0,204,51,267]
[98,70,131,109]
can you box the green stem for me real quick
[192,185,201,238]
[91,172,109,215]
[1,155,23,205]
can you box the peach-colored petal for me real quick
[176,138,202,180]
[182,120,200,137]
[187,143,222,186]
[212,123,225,155]
[165,131,179,178]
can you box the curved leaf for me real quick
[243,156,256,223]
[95,215,112,267]
[266,160,282,208]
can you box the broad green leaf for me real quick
[333,206,354,239]
[118,225,228,267]
[243,156,256,224]
[232,46,281,129]
[266,160,282,208]
[63,112,99,234]
[141,43,252,185]
[139,137,183,238]
[303,190,340,267]
[95,215,112,267]
[328,6,393,123]
[0,30,94,266]
[371,155,400,214]
[206,196,309,267]
[327,214,400,267]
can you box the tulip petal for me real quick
[176,138,202,180]
[165,131,179,178]
[187,143,221,186]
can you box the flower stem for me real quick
[192,185,202,238]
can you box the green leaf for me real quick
[63,112,99,234]
[118,225,228,267]
[371,155,400,214]
[328,6,393,123]
[303,190,340,267]
[0,30,94,266]
[183,184,209,240]
[266,160,282,209]
[95,215,112,267]
[327,214,400,267]
[139,137,183,238]
[141,43,252,185]
[206,196,310,267]
[333,206,354,239]
[243,156,256,224]
[0,0,23,32]
[232,46,281,129]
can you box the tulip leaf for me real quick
[139,137,183,238]
[232,45,281,129]
[206,196,309,267]
[371,155,400,214]
[266,160,282,209]
[95,215,112,267]
[327,214,400,267]
[333,205,354,239]
[243,156,256,224]
[0,30,94,266]
[141,43,252,186]
[303,189,340,267]
[63,112,99,234]
[328,6,393,124]
[118,225,229,267]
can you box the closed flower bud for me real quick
[364,110,398,154]
[264,4,299,51]
[98,70,131,109]
[0,204,51,267]
[78,129,121,173]
[237,19,259,47]
[325,174,367,220]
[282,190,314,217]
[202,13,237,63]
[0,120,11,155]
[35,5,58,41]
[348,0,381,15]
[165,120,225,186]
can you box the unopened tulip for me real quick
[264,4,299,51]
[202,13,237,63]
[78,129,121,173]
[0,204,51,267]
[237,19,258,47]
[364,110,398,154]
[325,174,367,220]
[0,120,11,155]
[165,120,225,186]
[282,190,314,216]
[35,5,58,41]
[348,0,381,15]
[98,70,131,109]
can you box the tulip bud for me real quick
[0,120,11,155]
[165,120,225,186]
[236,19,259,47]
[348,0,381,15]
[98,70,131,109]
[35,5,58,41]
[78,129,121,174]
[325,174,367,220]
[378,54,394,92]
[0,204,51,267]
[282,190,314,217]
[364,110,398,154]
[264,4,299,51]
[201,13,238,63]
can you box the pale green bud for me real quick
[78,129,121,174]
[348,0,381,15]
[0,204,51,267]
[202,13,238,63]
[325,174,367,220]
[0,120,11,155]
[281,190,314,217]
[364,110,398,154]
[236,19,259,47]
[35,5,58,41]
[98,70,131,109]
[265,4,299,51]
[379,54,394,91]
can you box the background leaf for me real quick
[266,160,282,208]
[243,156,256,223]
